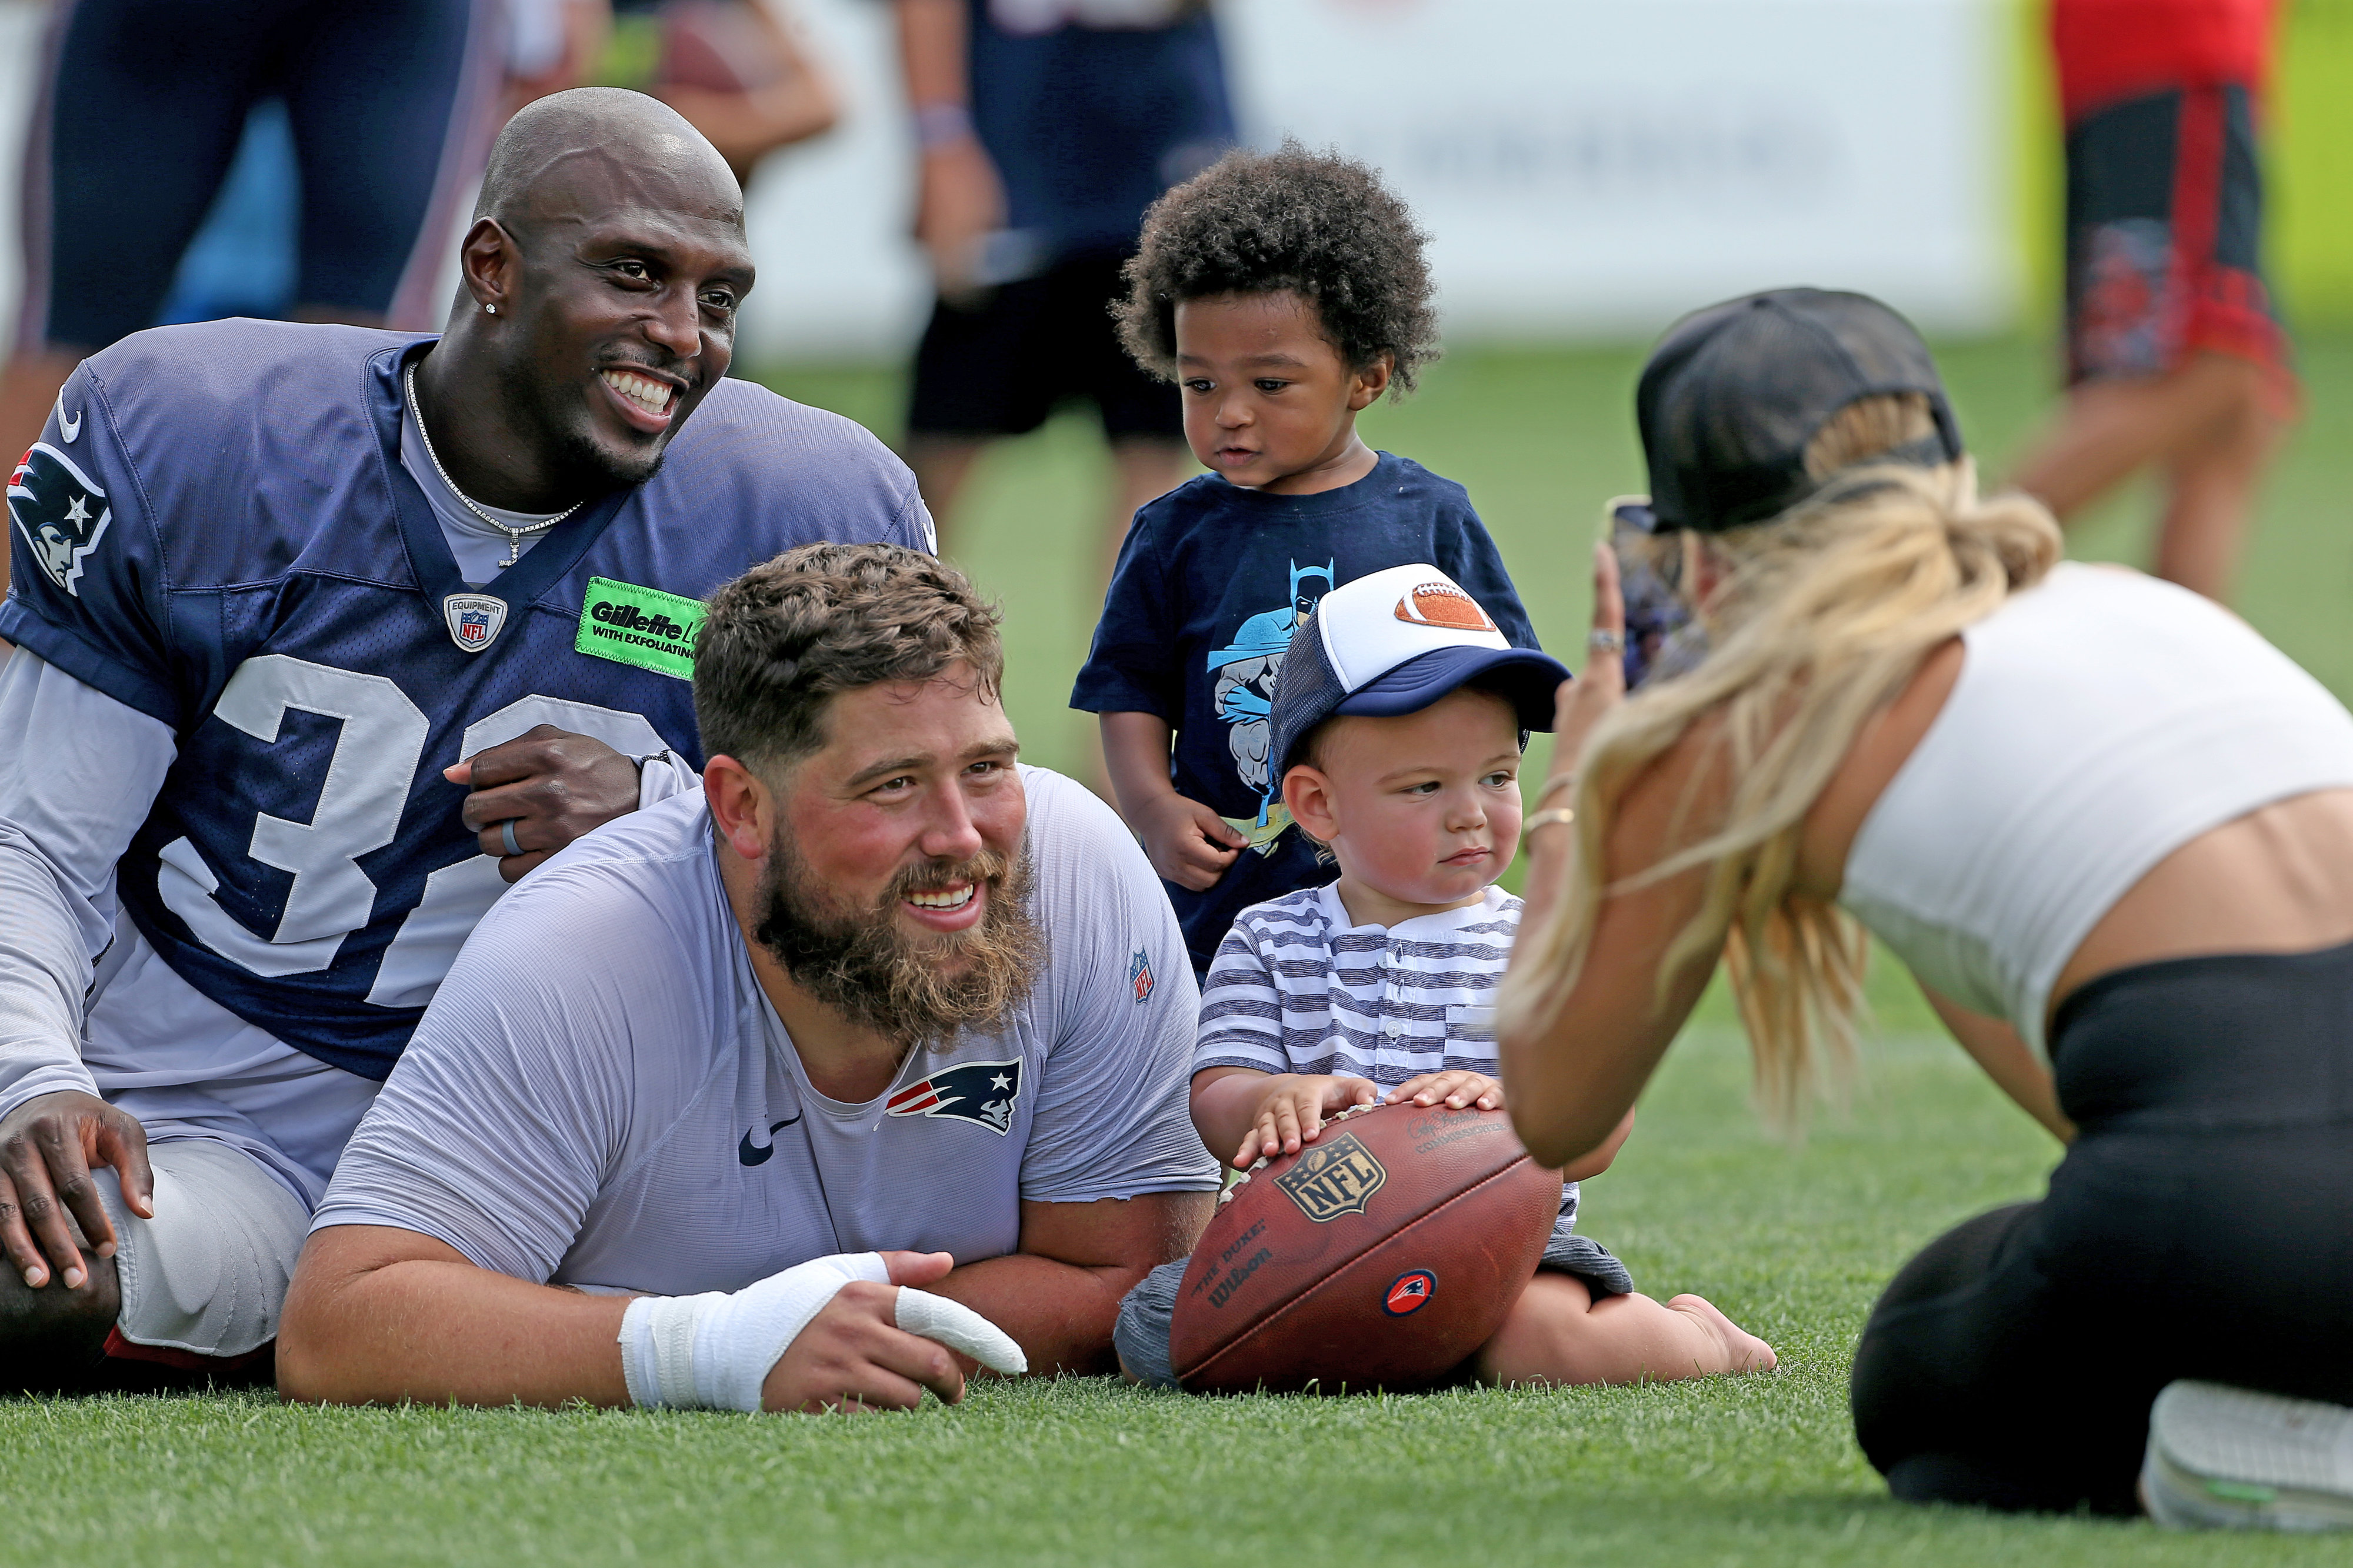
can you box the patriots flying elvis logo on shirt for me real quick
[886,1058,1023,1135]
[9,443,112,596]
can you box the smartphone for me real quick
[1608,501,1694,689]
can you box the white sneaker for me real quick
[2143,1380,2353,1530]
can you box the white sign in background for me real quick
[0,0,2019,363]
[742,0,2022,359]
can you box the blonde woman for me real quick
[1498,289,2353,1528]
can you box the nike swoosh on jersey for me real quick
[57,404,80,443]
[737,1113,804,1166]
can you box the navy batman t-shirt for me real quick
[1070,452,1538,974]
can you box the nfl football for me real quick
[1169,1103,1562,1393]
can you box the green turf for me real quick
[9,338,2349,1563]
[1,1032,2334,1566]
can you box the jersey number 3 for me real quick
[153,654,664,1006]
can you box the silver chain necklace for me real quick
[405,363,581,568]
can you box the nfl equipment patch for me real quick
[9,442,112,596]
[886,1057,1023,1135]
[442,593,508,653]
[1130,948,1155,1003]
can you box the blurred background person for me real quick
[592,0,839,185]
[890,0,1232,569]
[0,0,511,455]
[2006,0,2292,604]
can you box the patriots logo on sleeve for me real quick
[885,1057,1023,1136]
[9,443,112,596]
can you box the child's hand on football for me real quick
[1387,1071,1504,1111]
[1237,1074,1377,1168]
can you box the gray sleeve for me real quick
[635,749,701,810]
[309,864,678,1281]
[0,652,176,1119]
[1016,775,1221,1203]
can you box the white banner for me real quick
[0,0,2020,361]
[742,0,2021,359]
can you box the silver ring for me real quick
[499,819,523,858]
[1588,629,1625,654]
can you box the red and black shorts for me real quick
[2062,82,2294,406]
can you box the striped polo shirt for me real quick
[1194,883,1519,1083]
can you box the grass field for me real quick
[9,336,2352,1565]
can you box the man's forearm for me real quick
[894,0,967,112]
[0,827,105,1121]
[926,1252,1148,1377]
[279,1235,631,1409]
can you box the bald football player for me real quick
[0,89,930,1393]
[279,545,1215,1413]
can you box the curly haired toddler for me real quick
[1071,142,1546,973]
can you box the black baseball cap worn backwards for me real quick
[1625,288,1965,536]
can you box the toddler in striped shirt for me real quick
[1116,564,1774,1388]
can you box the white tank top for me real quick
[1839,563,2353,1061]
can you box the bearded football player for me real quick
[0,89,931,1391]
[278,545,1216,1413]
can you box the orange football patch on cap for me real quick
[1395,582,1496,632]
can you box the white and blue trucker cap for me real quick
[1266,563,1571,782]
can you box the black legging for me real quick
[1851,940,2353,1514]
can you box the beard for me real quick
[752,829,1044,1055]
[497,352,673,493]
[550,419,665,490]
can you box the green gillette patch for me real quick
[576,576,705,680]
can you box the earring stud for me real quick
[485,303,496,315]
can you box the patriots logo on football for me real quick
[9,442,112,597]
[885,1057,1022,1135]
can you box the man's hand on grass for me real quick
[762,1250,969,1413]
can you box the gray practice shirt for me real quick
[312,768,1219,1293]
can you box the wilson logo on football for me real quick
[1393,582,1494,633]
[1382,1270,1437,1316]
[1273,1133,1387,1223]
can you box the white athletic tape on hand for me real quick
[618,1251,891,1412]
[894,1287,1028,1376]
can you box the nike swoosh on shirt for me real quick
[737,1114,804,1166]
[56,404,79,443]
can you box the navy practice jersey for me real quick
[0,320,929,1080]
[966,0,1233,259]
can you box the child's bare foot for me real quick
[1667,1293,1777,1374]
